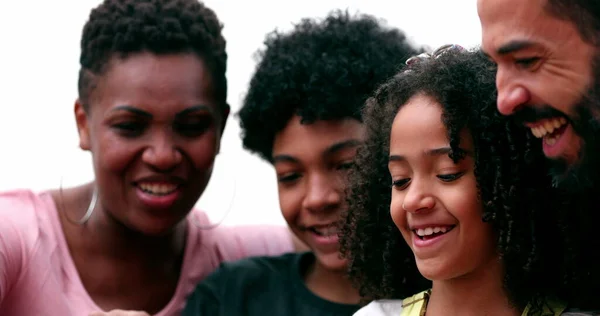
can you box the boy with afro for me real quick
[183,10,421,316]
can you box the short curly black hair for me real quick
[78,0,227,111]
[339,48,563,309]
[237,10,421,162]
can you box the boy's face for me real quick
[272,116,364,271]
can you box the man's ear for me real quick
[74,99,91,151]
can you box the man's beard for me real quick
[546,55,600,308]
[548,100,600,192]
[544,50,600,191]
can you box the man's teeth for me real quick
[415,226,450,237]
[530,117,567,139]
[138,183,178,195]
[312,226,338,236]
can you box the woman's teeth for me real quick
[138,183,178,196]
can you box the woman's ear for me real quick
[74,99,91,151]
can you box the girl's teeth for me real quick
[415,226,450,237]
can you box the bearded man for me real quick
[479,0,600,310]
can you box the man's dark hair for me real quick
[546,0,600,45]
[78,0,228,111]
[339,48,564,309]
[238,10,421,162]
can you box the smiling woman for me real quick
[0,1,295,315]
[75,52,223,235]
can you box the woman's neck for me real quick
[304,257,361,305]
[54,184,187,312]
[60,183,187,262]
[92,204,186,263]
[426,257,520,316]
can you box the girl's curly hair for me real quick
[339,48,562,309]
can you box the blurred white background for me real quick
[0,0,481,226]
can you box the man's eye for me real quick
[515,57,541,69]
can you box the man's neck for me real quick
[426,257,520,316]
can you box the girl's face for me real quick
[388,94,497,281]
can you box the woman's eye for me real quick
[112,122,146,137]
[174,118,212,137]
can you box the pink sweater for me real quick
[0,190,293,316]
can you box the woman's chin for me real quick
[122,213,187,237]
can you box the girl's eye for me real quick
[392,178,410,190]
[437,172,465,182]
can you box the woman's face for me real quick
[272,116,364,272]
[388,94,497,281]
[75,52,227,235]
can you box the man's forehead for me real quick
[479,0,552,53]
[478,0,546,20]
[478,0,518,19]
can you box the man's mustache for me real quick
[511,105,568,125]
